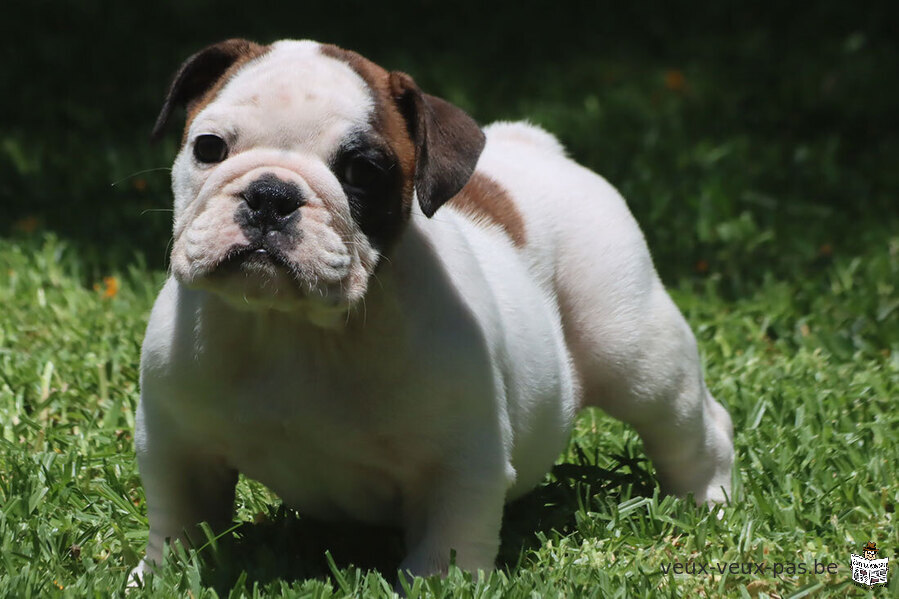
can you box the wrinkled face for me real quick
[166,41,419,316]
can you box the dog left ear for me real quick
[389,72,486,217]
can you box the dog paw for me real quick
[126,558,154,590]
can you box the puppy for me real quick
[133,39,734,582]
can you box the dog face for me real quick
[153,39,485,315]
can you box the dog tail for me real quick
[484,121,568,157]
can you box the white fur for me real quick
[464,123,734,500]
[133,41,733,584]
[169,41,379,310]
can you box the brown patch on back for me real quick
[449,173,527,247]
[319,44,417,210]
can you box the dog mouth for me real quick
[215,245,295,277]
[192,236,355,315]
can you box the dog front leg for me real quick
[130,406,238,585]
[398,443,511,580]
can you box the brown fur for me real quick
[319,44,417,211]
[449,173,527,247]
[320,44,485,220]
[152,39,269,143]
[388,73,485,218]
[181,41,269,143]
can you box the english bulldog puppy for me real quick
[133,38,734,583]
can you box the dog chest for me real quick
[142,296,486,523]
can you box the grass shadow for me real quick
[199,509,406,592]
[497,445,656,570]
[194,448,656,593]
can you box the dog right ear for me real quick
[151,39,265,142]
[388,71,486,218]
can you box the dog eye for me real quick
[343,156,384,190]
[193,134,228,164]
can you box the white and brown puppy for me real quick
[134,39,734,581]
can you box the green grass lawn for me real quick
[2,3,898,597]
[3,228,896,598]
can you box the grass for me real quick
[2,228,896,597]
[2,2,898,597]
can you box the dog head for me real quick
[153,39,484,316]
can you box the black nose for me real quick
[242,174,304,218]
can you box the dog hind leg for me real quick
[560,272,734,504]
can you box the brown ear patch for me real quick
[448,173,526,247]
[318,44,417,209]
[389,73,485,218]
[152,39,269,143]
[320,44,485,220]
